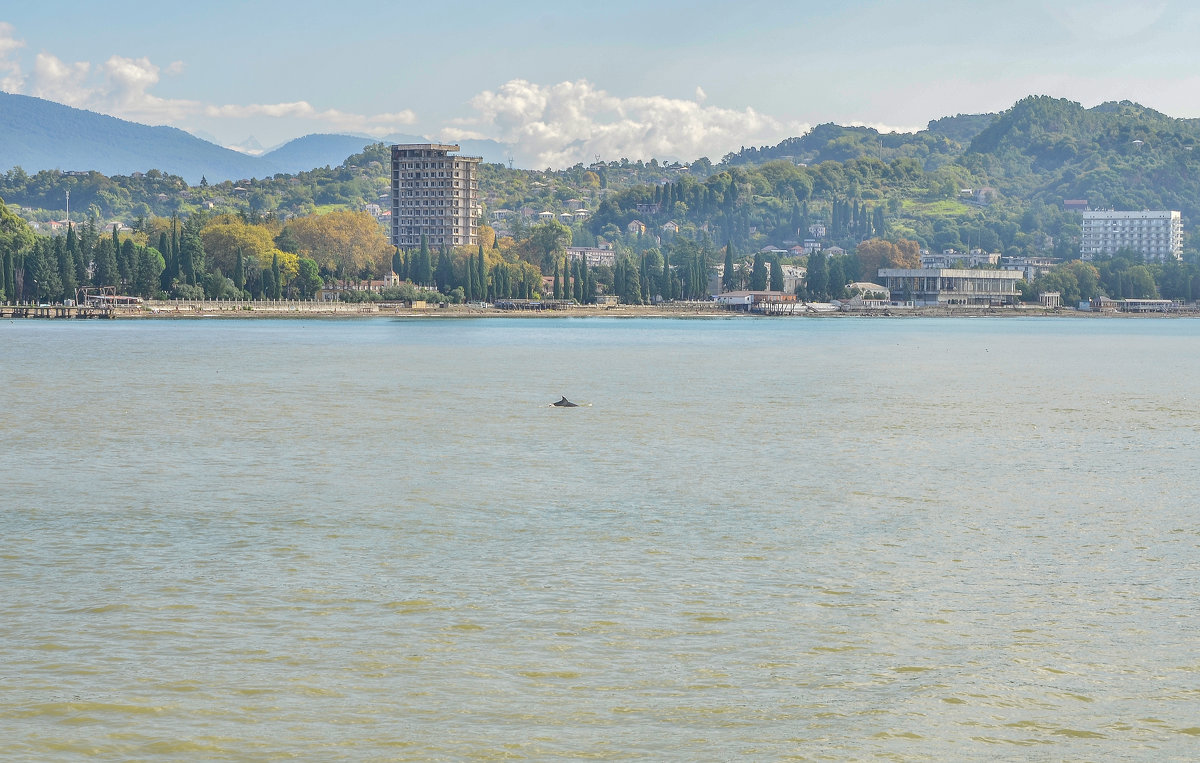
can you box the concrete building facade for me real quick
[878,268,1023,306]
[565,245,617,267]
[391,144,481,249]
[1080,210,1182,261]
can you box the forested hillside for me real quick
[7,95,1200,308]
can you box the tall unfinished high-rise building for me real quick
[390,144,481,249]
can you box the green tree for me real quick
[806,251,829,299]
[417,235,433,286]
[722,242,734,293]
[119,238,138,291]
[472,245,482,302]
[27,239,61,302]
[827,257,847,299]
[750,253,767,291]
[769,256,784,292]
[296,257,323,299]
[93,238,119,288]
[135,246,165,297]
[529,219,572,269]
[56,234,77,302]
[434,245,455,293]
[233,247,245,291]
[261,263,276,300]
[271,252,282,299]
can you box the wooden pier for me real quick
[0,304,116,319]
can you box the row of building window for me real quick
[393,161,463,169]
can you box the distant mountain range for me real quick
[0,92,512,183]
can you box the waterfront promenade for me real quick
[2,299,1195,319]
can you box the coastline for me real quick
[58,300,1200,319]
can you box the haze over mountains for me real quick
[0,92,510,183]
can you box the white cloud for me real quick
[444,79,803,167]
[100,55,198,122]
[30,52,92,105]
[0,21,23,91]
[203,101,416,135]
[0,22,416,139]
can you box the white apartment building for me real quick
[391,144,481,249]
[1080,210,1182,261]
[565,245,617,267]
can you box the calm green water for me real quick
[3,316,1200,760]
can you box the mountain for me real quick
[925,113,996,144]
[0,92,277,184]
[964,95,1200,218]
[261,134,380,173]
[257,132,514,173]
[720,121,974,171]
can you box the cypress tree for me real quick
[434,245,454,293]
[391,247,402,278]
[418,235,433,286]
[751,253,767,291]
[3,249,13,303]
[626,259,643,305]
[157,232,172,290]
[94,238,119,288]
[233,247,245,291]
[65,224,83,288]
[553,258,561,299]
[30,239,62,302]
[476,245,486,302]
[120,238,138,290]
[271,252,282,298]
[261,264,275,300]
[770,256,784,292]
[807,251,828,300]
[723,243,734,293]
[57,234,76,302]
[827,257,846,299]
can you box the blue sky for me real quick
[0,1,1189,166]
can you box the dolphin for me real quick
[552,396,579,407]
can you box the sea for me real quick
[2,316,1199,760]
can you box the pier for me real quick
[0,304,115,319]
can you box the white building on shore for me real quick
[1080,210,1182,261]
[877,268,1023,306]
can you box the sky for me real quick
[0,1,1193,167]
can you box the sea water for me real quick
[3,316,1200,760]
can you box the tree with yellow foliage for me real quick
[285,211,390,278]
[202,217,279,275]
[854,238,921,279]
[477,224,497,250]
